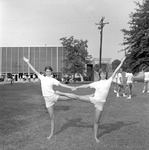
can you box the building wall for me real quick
[0,46,64,77]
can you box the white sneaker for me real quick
[123,94,127,97]
[127,96,131,99]
[114,90,117,93]
[142,90,145,93]
[117,93,120,97]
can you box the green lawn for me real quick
[0,82,149,150]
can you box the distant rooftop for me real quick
[92,58,112,64]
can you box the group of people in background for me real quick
[112,66,149,99]
[8,73,37,85]
[142,67,149,93]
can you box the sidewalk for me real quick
[0,80,39,85]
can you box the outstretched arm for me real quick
[73,84,91,91]
[58,82,74,90]
[59,82,90,91]
[111,56,126,79]
[23,57,39,75]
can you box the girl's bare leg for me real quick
[55,91,91,102]
[129,84,132,96]
[94,108,103,143]
[47,106,54,140]
[147,82,149,92]
[143,82,147,93]
[55,91,77,99]
[117,85,121,97]
[56,91,103,143]
[123,84,127,97]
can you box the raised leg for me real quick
[55,91,91,102]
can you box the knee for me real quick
[94,118,100,124]
[49,114,54,120]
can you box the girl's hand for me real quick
[23,57,29,62]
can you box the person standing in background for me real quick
[116,68,127,97]
[112,71,118,93]
[142,67,149,93]
[125,68,134,99]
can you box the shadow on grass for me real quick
[56,118,139,138]
[132,94,137,98]
[98,121,139,138]
[54,105,70,112]
[0,119,28,136]
[55,118,92,135]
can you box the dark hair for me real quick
[44,66,53,71]
[99,70,108,79]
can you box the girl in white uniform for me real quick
[116,68,127,97]
[112,72,118,93]
[142,67,149,93]
[125,68,133,99]
[23,57,73,141]
[56,57,126,143]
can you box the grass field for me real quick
[0,81,149,150]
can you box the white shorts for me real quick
[144,79,149,82]
[44,94,59,108]
[126,81,133,85]
[89,97,105,111]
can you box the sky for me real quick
[0,0,143,61]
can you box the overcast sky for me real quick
[1,0,143,61]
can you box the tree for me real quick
[60,36,92,78]
[121,0,149,73]
[111,59,121,70]
[93,63,109,72]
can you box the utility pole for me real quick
[95,17,109,70]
